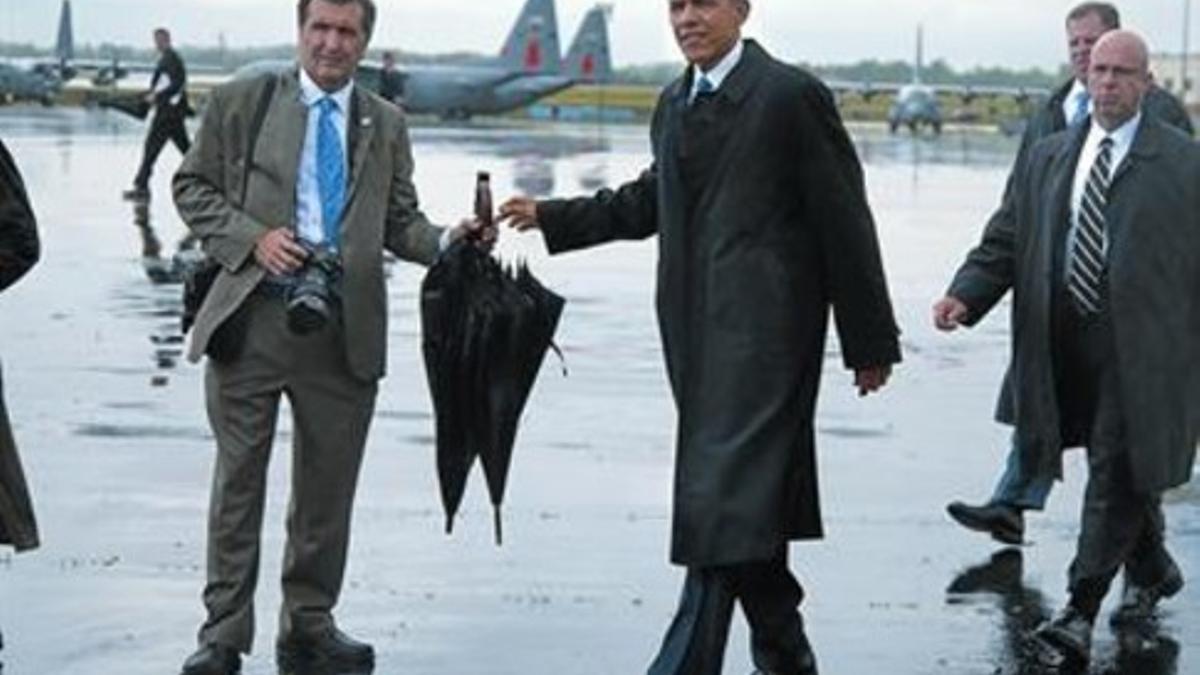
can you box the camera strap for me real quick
[238,72,278,208]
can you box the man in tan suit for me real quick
[173,1,485,673]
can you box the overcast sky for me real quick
[0,1,1192,70]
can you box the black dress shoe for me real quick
[946,501,1024,545]
[180,643,241,675]
[1031,606,1093,666]
[277,627,374,673]
[1110,560,1184,627]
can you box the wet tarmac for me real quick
[0,105,1196,674]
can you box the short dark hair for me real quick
[1067,2,1120,30]
[297,0,377,41]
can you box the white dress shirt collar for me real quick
[298,67,354,112]
[689,39,744,101]
[1085,109,1142,171]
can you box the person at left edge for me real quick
[172,1,491,674]
[124,27,191,202]
[0,138,41,658]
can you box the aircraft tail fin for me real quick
[563,4,613,83]
[498,0,562,74]
[55,0,75,63]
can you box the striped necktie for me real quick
[316,96,346,248]
[1067,137,1113,315]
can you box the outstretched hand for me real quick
[497,197,540,231]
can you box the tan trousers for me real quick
[197,292,377,653]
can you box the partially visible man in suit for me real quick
[172,1,485,673]
[124,27,192,202]
[944,1,1192,547]
[0,138,41,659]
[377,50,406,107]
[935,30,1197,667]
[500,1,901,673]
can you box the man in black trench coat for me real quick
[935,30,1199,666]
[500,1,901,672]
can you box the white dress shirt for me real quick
[688,39,744,103]
[1065,111,1141,275]
[295,68,352,248]
[1060,79,1092,127]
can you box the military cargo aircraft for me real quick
[237,0,612,120]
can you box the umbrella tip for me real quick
[493,508,503,546]
[445,516,455,536]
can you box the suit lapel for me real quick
[688,40,767,216]
[1106,118,1160,255]
[1045,123,1089,279]
[345,87,377,208]
[252,71,306,222]
[1110,116,1159,189]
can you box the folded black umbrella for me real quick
[96,92,151,121]
[420,240,564,544]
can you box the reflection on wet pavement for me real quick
[946,550,1183,674]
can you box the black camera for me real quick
[286,244,342,335]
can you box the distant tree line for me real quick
[0,41,1064,89]
[611,58,1064,89]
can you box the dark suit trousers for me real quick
[198,292,377,653]
[133,107,190,190]
[647,552,810,675]
[1054,302,1171,619]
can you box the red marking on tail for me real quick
[524,37,542,71]
[581,54,595,78]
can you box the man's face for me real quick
[153,31,170,52]
[1066,12,1109,83]
[668,0,747,71]
[299,0,368,91]
[1088,37,1150,130]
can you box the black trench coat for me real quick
[949,119,1200,493]
[538,41,901,566]
[0,138,40,552]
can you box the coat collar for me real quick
[669,39,768,109]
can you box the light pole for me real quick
[1184,0,1192,104]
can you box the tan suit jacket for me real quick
[173,70,443,381]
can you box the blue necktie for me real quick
[691,75,715,106]
[1070,91,1090,126]
[316,97,346,248]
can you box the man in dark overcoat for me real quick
[499,1,901,672]
[945,1,1192,549]
[935,30,1198,667]
[0,138,41,660]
